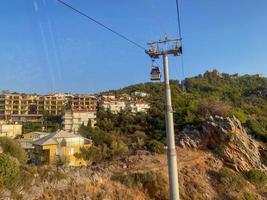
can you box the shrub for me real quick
[0,156,38,194]
[244,169,267,186]
[0,154,19,189]
[146,140,165,154]
[110,139,128,156]
[246,120,267,143]
[77,130,129,162]
[75,145,105,163]
[37,166,66,182]
[11,192,23,200]
[55,155,70,167]
[218,167,246,193]
[54,170,67,181]
[231,108,248,123]
[196,97,231,119]
[15,165,36,191]
[80,127,110,146]
[242,192,257,200]
[112,171,167,200]
[76,137,129,163]
[0,137,27,164]
[136,137,145,147]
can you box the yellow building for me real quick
[69,95,97,111]
[32,130,92,166]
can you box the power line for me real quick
[57,0,146,50]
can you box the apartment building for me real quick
[127,101,150,113]
[63,110,96,133]
[0,94,43,122]
[98,94,150,114]
[0,124,22,138]
[98,94,126,114]
[69,95,97,111]
[0,93,97,123]
[43,94,67,115]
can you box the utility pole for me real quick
[146,37,182,200]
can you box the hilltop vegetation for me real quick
[114,70,267,144]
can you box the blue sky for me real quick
[0,0,267,94]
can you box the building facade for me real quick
[127,101,150,113]
[131,91,149,97]
[0,124,22,138]
[98,94,126,114]
[98,94,150,114]
[17,132,50,152]
[0,94,43,122]
[32,130,92,166]
[63,110,96,133]
[0,93,97,123]
[68,95,97,111]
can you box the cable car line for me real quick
[175,0,186,91]
[175,0,182,39]
[57,0,146,50]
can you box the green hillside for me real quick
[116,70,267,144]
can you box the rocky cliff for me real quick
[177,115,267,171]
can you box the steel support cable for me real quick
[145,0,166,73]
[175,0,185,88]
[175,0,182,39]
[57,0,146,50]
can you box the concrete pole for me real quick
[163,54,180,200]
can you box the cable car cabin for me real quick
[150,66,161,81]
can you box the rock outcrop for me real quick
[177,115,267,171]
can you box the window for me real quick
[56,148,62,156]
[69,148,74,155]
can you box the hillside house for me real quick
[17,132,50,151]
[32,130,92,166]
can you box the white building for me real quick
[98,94,126,114]
[98,93,150,114]
[127,101,150,113]
[101,100,126,114]
[63,110,96,133]
[0,124,22,138]
[131,91,149,97]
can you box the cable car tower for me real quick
[147,37,182,82]
[146,36,182,200]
